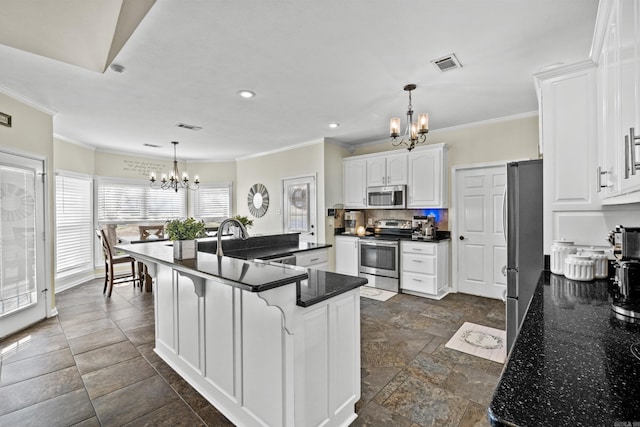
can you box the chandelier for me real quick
[149,141,200,192]
[390,84,429,151]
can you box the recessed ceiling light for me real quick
[237,90,256,99]
[329,123,340,129]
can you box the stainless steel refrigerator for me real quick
[506,159,543,354]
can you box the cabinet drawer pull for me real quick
[309,258,319,262]
[597,166,609,192]
[631,127,640,176]
[412,259,423,263]
[625,134,630,179]
[412,278,423,282]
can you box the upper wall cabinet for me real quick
[366,152,408,187]
[343,144,447,209]
[343,158,367,208]
[407,144,448,209]
[594,0,640,203]
[535,62,599,250]
[536,62,600,210]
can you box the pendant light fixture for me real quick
[390,84,429,151]
[149,141,199,192]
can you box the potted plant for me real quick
[232,215,253,228]
[166,217,205,260]
[231,215,253,238]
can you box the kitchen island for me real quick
[117,241,367,427]
[488,271,640,426]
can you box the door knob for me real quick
[501,265,507,276]
[459,235,465,240]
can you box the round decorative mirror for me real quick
[247,183,269,217]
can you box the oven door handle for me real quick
[359,240,398,247]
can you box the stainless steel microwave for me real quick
[366,185,406,209]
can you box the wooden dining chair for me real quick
[138,224,165,241]
[97,228,140,297]
[137,225,164,292]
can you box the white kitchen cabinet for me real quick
[343,158,367,208]
[407,143,448,208]
[535,62,600,251]
[400,240,449,299]
[366,152,408,187]
[335,235,359,276]
[295,248,328,270]
[595,0,640,203]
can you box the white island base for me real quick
[150,262,361,427]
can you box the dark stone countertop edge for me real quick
[296,272,368,307]
[116,241,309,293]
[116,241,365,308]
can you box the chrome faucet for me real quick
[216,218,249,257]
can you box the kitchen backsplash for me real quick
[359,209,449,230]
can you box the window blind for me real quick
[192,183,232,221]
[55,173,93,274]
[96,178,186,222]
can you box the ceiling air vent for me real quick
[431,54,462,72]
[176,123,203,131]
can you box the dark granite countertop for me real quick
[336,230,451,242]
[196,233,331,260]
[116,241,363,307]
[489,270,640,426]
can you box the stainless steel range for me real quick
[358,219,411,293]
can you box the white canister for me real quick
[580,247,609,279]
[564,254,595,282]
[551,240,577,275]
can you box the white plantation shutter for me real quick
[55,173,93,274]
[96,178,186,222]
[192,183,232,220]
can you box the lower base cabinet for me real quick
[296,248,328,270]
[335,236,359,276]
[401,240,450,299]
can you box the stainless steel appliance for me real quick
[506,159,543,354]
[609,225,640,322]
[412,215,436,240]
[358,219,411,292]
[344,211,364,234]
[366,185,406,209]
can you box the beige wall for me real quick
[54,139,238,225]
[54,138,95,174]
[236,142,326,237]
[0,92,55,307]
[351,114,540,166]
[323,141,351,270]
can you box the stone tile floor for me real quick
[0,280,504,426]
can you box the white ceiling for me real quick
[0,0,600,161]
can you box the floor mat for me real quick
[359,286,397,301]
[445,321,506,364]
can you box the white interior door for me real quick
[282,176,316,244]
[455,165,507,300]
[0,151,47,338]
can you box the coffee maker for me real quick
[609,225,640,322]
[344,211,364,234]
[412,215,436,240]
